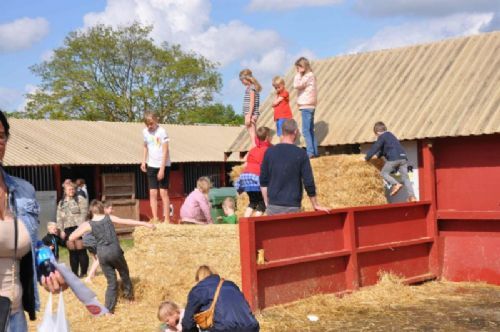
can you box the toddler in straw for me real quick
[158,300,184,332]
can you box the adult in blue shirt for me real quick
[182,265,259,332]
[260,119,328,215]
[0,111,66,332]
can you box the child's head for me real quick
[222,197,235,214]
[295,57,312,74]
[256,126,271,142]
[272,76,285,93]
[144,111,159,132]
[103,200,113,215]
[195,265,214,282]
[196,176,212,194]
[239,69,262,92]
[89,199,104,219]
[75,178,85,188]
[157,301,181,328]
[373,121,387,136]
[47,222,58,234]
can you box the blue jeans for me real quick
[8,310,28,332]
[276,118,287,137]
[301,109,318,157]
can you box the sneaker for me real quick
[407,196,417,203]
[390,183,403,196]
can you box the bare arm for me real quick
[68,222,91,241]
[272,95,284,107]
[308,196,329,213]
[141,143,148,172]
[261,187,269,207]
[109,215,156,229]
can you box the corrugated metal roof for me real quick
[227,31,500,152]
[4,119,242,166]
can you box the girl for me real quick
[56,182,89,277]
[180,177,213,224]
[239,69,262,146]
[235,127,271,217]
[293,57,318,158]
[69,200,155,313]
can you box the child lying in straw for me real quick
[158,301,184,332]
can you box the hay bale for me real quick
[230,154,386,216]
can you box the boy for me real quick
[364,121,417,202]
[141,111,172,223]
[42,221,65,260]
[158,301,184,332]
[272,76,293,137]
[76,178,89,202]
[217,197,237,224]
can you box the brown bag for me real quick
[193,278,224,329]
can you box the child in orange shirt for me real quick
[272,76,293,137]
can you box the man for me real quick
[260,119,328,215]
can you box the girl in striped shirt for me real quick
[239,69,262,146]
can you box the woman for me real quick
[0,110,65,331]
[182,266,259,332]
[57,182,89,277]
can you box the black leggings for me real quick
[66,226,89,276]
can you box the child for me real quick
[217,197,237,224]
[158,300,184,332]
[140,111,172,223]
[180,177,213,224]
[235,127,272,217]
[293,57,318,158]
[239,69,262,146]
[75,178,89,202]
[272,76,293,137]
[364,121,417,202]
[69,199,156,313]
[42,221,65,260]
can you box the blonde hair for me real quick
[222,197,235,210]
[256,126,271,141]
[47,221,57,229]
[295,57,312,73]
[157,301,180,321]
[143,110,159,124]
[196,177,212,194]
[272,76,285,87]
[195,265,214,282]
[239,69,262,92]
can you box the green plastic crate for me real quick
[208,187,237,223]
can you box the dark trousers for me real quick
[99,249,133,313]
[69,249,89,276]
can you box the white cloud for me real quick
[349,13,494,54]
[0,87,22,111]
[0,17,50,53]
[354,0,500,18]
[40,49,54,62]
[247,0,342,12]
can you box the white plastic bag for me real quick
[38,292,69,332]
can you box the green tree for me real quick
[25,24,222,122]
[179,103,243,125]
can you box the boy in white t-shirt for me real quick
[140,111,172,223]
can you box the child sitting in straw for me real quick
[158,301,184,332]
[180,177,213,224]
[217,197,237,224]
[235,127,272,217]
[69,199,156,313]
[363,121,417,202]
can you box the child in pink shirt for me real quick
[180,177,213,224]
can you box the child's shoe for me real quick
[390,183,403,196]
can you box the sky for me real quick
[0,0,498,115]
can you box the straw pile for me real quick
[230,155,387,217]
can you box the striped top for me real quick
[242,84,260,117]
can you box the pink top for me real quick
[293,72,317,109]
[180,189,213,224]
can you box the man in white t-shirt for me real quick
[140,111,172,223]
